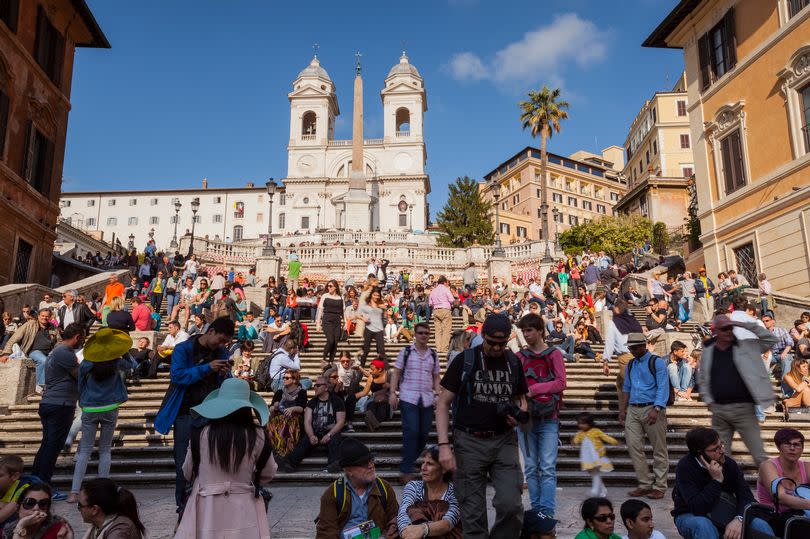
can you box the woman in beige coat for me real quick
[176,378,276,538]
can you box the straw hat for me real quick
[83,328,133,363]
[191,378,269,426]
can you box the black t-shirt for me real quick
[31,327,53,353]
[306,393,346,437]
[440,346,528,432]
[646,309,667,330]
[710,345,754,404]
[40,344,79,406]
[129,348,151,364]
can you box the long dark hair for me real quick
[81,478,145,536]
[206,407,261,474]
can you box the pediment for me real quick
[381,81,424,94]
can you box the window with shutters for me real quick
[597,204,606,214]
[516,226,527,238]
[278,213,285,229]
[214,196,222,203]
[34,6,65,87]
[567,196,577,207]
[107,217,117,226]
[128,217,138,225]
[499,223,510,234]
[0,0,19,33]
[698,9,737,91]
[553,212,564,223]
[233,225,243,241]
[789,0,809,18]
[170,215,178,224]
[213,214,222,223]
[86,218,96,226]
[568,215,579,226]
[129,198,137,206]
[582,201,592,211]
[802,84,810,153]
[150,198,158,205]
[149,217,159,225]
[610,192,619,201]
[108,199,116,206]
[680,134,691,149]
[553,193,563,203]
[21,122,54,197]
[677,100,687,117]
[720,128,747,194]
[87,200,95,207]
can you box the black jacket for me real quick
[57,303,95,333]
[671,454,754,518]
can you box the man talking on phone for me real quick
[672,427,774,539]
[153,317,236,510]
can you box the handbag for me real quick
[766,477,810,536]
[385,496,462,538]
[707,491,737,529]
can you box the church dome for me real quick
[297,57,331,81]
[388,52,421,79]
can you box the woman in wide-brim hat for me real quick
[67,328,138,504]
[176,378,276,539]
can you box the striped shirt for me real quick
[396,481,460,533]
[394,345,438,407]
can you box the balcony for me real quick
[565,184,576,193]
[301,134,316,141]
[395,130,410,138]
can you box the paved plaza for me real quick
[54,484,680,538]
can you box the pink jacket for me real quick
[131,303,152,331]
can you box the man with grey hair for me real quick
[57,290,80,331]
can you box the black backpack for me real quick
[255,350,284,391]
[627,354,675,406]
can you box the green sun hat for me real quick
[191,378,269,426]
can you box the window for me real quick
[0,0,19,32]
[597,204,606,214]
[129,198,137,206]
[698,9,737,91]
[170,215,178,224]
[34,6,65,87]
[279,213,286,229]
[516,226,527,238]
[279,194,286,206]
[303,197,309,204]
[301,216,310,230]
[733,242,757,285]
[680,134,691,149]
[802,84,810,153]
[213,214,222,223]
[128,217,138,225]
[677,100,687,117]
[395,107,411,134]
[193,215,201,224]
[21,122,54,196]
[499,223,510,234]
[568,215,579,226]
[651,107,657,123]
[87,199,95,207]
[582,201,592,211]
[61,200,71,208]
[639,161,643,173]
[233,225,243,241]
[86,217,96,226]
[214,196,222,203]
[645,150,650,165]
[0,89,8,159]
[720,128,747,194]
[107,217,117,226]
[12,237,32,283]
[234,201,244,218]
[610,192,619,202]
[399,213,407,227]
[682,167,694,178]
[256,213,263,222]
[149,216,159,225]
[652,140,658,155]
[567,197,577,207]
[302,111,317,136]
[640,196,649,216]
[150,198,158,205]
[108,199,116,206]
[552,193,563,203]
[789,0,810,18]
[536,189,541,198]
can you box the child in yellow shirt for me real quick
[572,412,619,497]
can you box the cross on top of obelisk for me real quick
[355,51,362,75]
[312,43,319,59]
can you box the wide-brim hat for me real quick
[626,332,648,346]
[191,378,269,426]
[522,510,558,534]
[83,328,133,363]
[338,438,375,467]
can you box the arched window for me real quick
[233,225,243,241]
[302,111,317,137]
[395,108,410,135]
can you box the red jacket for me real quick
[517,347,567,420]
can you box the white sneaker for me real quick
[599,486,608,497]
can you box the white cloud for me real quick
[446,13,609,85]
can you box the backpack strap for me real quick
[252,434,272,499]
[375,477,388,512]
[452,347,478,428]
[400,346,412,377]
[333,477,348,517]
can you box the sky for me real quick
[64,0,686,218]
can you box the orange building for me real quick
[0,0,109,285]
[645,0,810,298]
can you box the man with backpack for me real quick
[619,332,670,500]
[389,321,440,484]
[256,338,300,391]
[436,314,529,537]
[515,313,566,527]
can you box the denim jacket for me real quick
[78,355,137,408]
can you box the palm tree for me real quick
[519,86,569,250]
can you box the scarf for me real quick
[280,384,301,405]
[612,309,642,335]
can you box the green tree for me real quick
[519,86,569,244]
[652,221,670,255]
[558,215,652,259]
[435,176,494,248]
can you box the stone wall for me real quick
[0,270,130,316]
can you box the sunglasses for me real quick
[313,383,327,387]
[21,497,51,510]
[415,331,430,336]
[484,338,508,348]
[282,376,293,380]
[592,513,616,522]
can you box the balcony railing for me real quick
[301,134,316,141]
[395,130,410,138]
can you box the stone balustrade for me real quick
[0,269,131,315]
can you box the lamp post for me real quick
[540,201,553,262]
[408,204,414,231]
[316,205,321,231]
[187,197,200,257]
[491,183,505,257]
[552,206,560,251]
[264,178,277,255]
[148,228,155,240]
[128,233,134,250]
[170,200,182,248]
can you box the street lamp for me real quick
[170,200,182,248]
[541,202,553,262]
[552,206,561,251]
[490,183,505,257]
[316,205,321,231]
[264,178,277,255]
[128,233,135,250]
[148,228,155,240]
[187,197,200,257]
[408,204,414,231]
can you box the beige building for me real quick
[481,147,628,245]
[615,73,694,228]
[645,0,810,298]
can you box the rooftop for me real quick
[642,0,703,49]
[483,147,626,184]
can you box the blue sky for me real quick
[64,0,685,218]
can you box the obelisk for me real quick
[343,52,372,231]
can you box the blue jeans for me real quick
[165,292,178,319]
[400,400,433,475]
[29,350,49,386]
[679,296,694,319]
[781,353,794,395]
[667,362,694,392]
[674,514,774,539]
[517,418,559,516]
[70,409,119,494]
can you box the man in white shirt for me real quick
[528,278,544,303]
[147,320,189,377]
[267,338,301,390]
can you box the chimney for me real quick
[246,182,254,188]
[202,178,208,189]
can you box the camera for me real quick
[496,401,529,424]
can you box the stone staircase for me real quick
[3,302,799,487]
